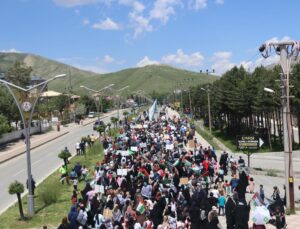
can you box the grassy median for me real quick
[0,142,104,229]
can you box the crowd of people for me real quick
[56,107,286,229]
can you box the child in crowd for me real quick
[259,184,265,202]
[249,177,255,194]
[218,191,226,216]
[223,180,231,196]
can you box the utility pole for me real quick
[259,40,299,213]
[0,74,66,216]
[207,89,211,133]
[201,87,212,133]
[80,84,114,120]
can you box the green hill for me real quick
[0,52,218,96]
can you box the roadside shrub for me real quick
[89,142,103,156]
[266,170,278,177]
[38,183,59,206]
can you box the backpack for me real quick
[76,210,87,225]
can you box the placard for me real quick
[116,150,130,156]
[180,177,189,185]
[188,140,195,149]
[95,184,105,194]
[131,146,138,152]
[117,169,128,176]
[166,144,174,151]
[103,209,113,218]
[140,142,147,148]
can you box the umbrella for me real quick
[250,206,271,225]
[87,190,95,201]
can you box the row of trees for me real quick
[0,62,116,136]
[179,64,300,150]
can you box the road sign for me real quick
[237,135,264,150]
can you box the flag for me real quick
[136,202,145,214]
[149,100,157,121]
[183,159,192,167]
[173,159,180,167]
[128,149,134,155]
[191,166,200,174]
[251,192,263,206]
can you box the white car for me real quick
[88,112,95,118]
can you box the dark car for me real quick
[93,120,105,130]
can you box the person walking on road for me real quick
[80,140,86,156]
[26,175,36,195]
[75,141,80,156]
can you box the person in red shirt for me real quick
[202,158,209,172]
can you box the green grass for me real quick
[108,127,120,138]
[0,142,104,229]
[0,53,218,96]
[212,129,239,152]
[195,126,219,150]
[203,127,286,153]
[266,169,278,177]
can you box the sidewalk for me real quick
[0,110,117,164]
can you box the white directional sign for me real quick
[259,138,264,147]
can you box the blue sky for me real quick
[0,0,299,74]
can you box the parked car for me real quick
[88,112,95,118]
[93,120,105,130]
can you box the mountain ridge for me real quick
[0,52,218,95]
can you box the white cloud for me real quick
[82,18,90,25]
[129,12,153,38]
[0,48,21,53]
[215,0,224,5]
[150,0,181,24]
[265,36,291,44]
[75,9,80,15]
[74,64,109,73]
[136,56,160,67]
[194,0,207,9]
[189,0,207,10]
[92,17,121,30]
[238,55,280,72]
[161,49,204,67]
[211,51,235,74]
[103,55,115,63]
[53,0,99,7]
[119,0,145,13]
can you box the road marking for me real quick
[32,159,42,166]
[13,169,25,177]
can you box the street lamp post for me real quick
[80,84,114,120]
[259,40,300,213]
[114,86,129,121]
[0,74,66,216]
[201,87,212,133]
[200,69,215,74]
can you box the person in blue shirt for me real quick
[218,191,226,216]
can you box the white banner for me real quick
[117,169,128,176]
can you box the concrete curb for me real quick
[0,131,69,164]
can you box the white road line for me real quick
[13,169,25,177]
[32,159,42,166]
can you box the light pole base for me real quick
[27,194,35,216]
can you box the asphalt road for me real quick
[0,111,121,214]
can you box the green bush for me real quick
[89,142,103,156]
[8,181,24,195]
[266,170,278,177]
[58,150,71,160]
[38,184,59,206]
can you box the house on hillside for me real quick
[29,76,47,90]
